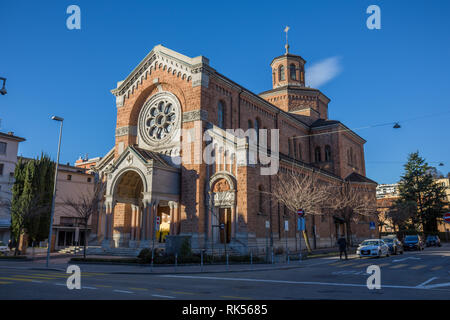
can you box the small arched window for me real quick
[325,145,332,162]
[255,118,260,144]
[218,101,225,129]
[315,147,321,163]
[290,64,297,80]
[279,65,285,81]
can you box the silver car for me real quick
[356,239,390,258]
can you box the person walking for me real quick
[337,237,348,260]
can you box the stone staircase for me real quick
[57,246,84,255]
[86,246,141,257]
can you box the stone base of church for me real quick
[128,240,139,248]
[139,240,151,248]
[101,239,115,249]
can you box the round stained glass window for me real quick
[139,93,181,145]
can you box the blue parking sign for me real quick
[369,221,376,230]
[297,217,305,231]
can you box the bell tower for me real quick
[271,26,306,89]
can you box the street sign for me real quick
[297,209,305,217]
[297,217,305,231]
[155,216,161,231]
[284,220,289,231]
[369,221,376,230]
[265,220,270,229]
[444,212,450,223]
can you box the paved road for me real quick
[0,245,449,300]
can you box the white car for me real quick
[356,239,390,258]
[0,241,8,255]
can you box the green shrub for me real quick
[179,238,192,258]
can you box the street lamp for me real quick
[46,116,64,268]
[393,123,401,129]
[0,77,7,96]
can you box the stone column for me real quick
[129,204,138,248]
[97,203,106,240]
[231,206,236,239]
[136,207,141,241]
[168,201,179,235]
[102,198,115,249]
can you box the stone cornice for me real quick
[111,44,209,97]
[115,126,137,137]
[182,110,208,123]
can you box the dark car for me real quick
[426,235,441,247]
[382,237,404,255]
[403,235,424,251]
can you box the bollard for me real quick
[175,253,178,272]
[250,251,253,266]
[271,249,274,265]
[287,252,290,265]
[226,253,229,270]
[151,248,155,271]
[201,250,203,272]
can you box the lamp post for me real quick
[46,116,64,268]
[0,77,7,95]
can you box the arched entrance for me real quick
[112,170,144,247]
[209,172,236,244]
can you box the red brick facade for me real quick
[88,45,377,253]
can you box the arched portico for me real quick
[99,146,181,249]
[208,172,237,244]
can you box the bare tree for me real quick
[329,182,376,246]
[62,180,105,258]
[385,200,417,236]
[266,170,330,252]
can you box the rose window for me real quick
[144,100,177,141]
[139,93,181,145]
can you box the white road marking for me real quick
[82,286,97,290]
[55,283,66,286]
[416,277,438,288]
[113,289,133,294]
[31,280,43,283]
[392,257,421,263]
[423,282,450,289]
[332,270,366,275]
[152,294,175,299]
[160,275,450,291]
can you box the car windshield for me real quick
[405,236,418,241]
[0,241,4,246]
[361,240,380,246]
[383,238,394,243]
[426,236,436,240]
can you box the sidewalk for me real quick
[0,251,358,275]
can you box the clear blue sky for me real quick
[1,0,449,184]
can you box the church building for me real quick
[78,43,377,254]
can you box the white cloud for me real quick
[305,56,342,88]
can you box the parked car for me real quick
[356,239,390,258]
[425,235,441,247]
[403,235,424,251]
[0,241,8,255]
[382,236,404,255]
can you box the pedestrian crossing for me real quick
[0,271,108,285]
[328,260,446,272]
